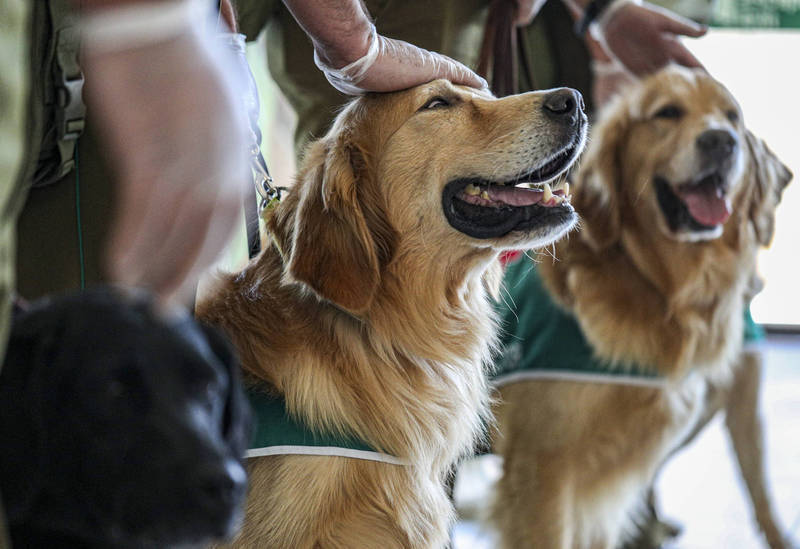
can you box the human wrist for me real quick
[312,18,375,70]
[313,22,380,95]
[574,0,639,36]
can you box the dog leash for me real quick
[246,135,282,259]
[217,6,285,261]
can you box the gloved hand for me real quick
[81,0,250,303]
[313,22,488,95]
[591,0,707,76]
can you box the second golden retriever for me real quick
[491,66,791,549]
[198,80,587,547]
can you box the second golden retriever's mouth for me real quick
[655,173,732,234]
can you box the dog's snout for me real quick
[196,459,247,508]
[542,88,584,126]
[696,129,737,160]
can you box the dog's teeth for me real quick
[481,191,490,200]
[543,183,553,203]
[563,182,570,198]
[465,184,480,196]
[552,194,563,204]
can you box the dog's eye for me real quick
[421,96,450,110]
[654,105,684,120]
[726,109,740,123]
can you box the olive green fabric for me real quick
[254,0,489,155]
[16,122,115,300]
[0,0,32,360]
[1,1,33,544]
[520,1,594,110]
[15,0,113,301]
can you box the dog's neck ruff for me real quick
[492,257,762,388]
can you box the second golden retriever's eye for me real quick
[421,96,451,110]
[726,109,739,123]
[654,105,684,120]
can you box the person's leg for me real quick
[16,121,115,300]
[0,0,34,545]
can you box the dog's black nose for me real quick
[696,129,737,160]
[196,459,247,509]
[542,88,584,126]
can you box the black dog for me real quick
[0,288,252,548]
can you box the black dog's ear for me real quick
[0,310,64,522]
[198,323,253,458]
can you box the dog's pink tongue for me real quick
[678,187,731,226]
[487,186,543,206]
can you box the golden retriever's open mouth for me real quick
[655,172,732,233]
[442,138,582,239]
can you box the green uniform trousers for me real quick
[1,1,33,544]
[14,1,114,302]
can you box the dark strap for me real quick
[50,0,85,178]
[477,0,536,97]
[574,0,614,36]
[245,186,261,259]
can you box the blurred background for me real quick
[231,1,799,547]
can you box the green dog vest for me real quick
[245,258,764,461]
[493,258,763,388]
[245,390,406,465]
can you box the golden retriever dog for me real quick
[197,80,587,548]
[490,65,791,549]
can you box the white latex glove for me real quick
[592,0,707,76]
[313,22,488,95]
[81,0,250,303]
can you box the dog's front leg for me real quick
[724,350,789,549]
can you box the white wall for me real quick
[687,29,800,325]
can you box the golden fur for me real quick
[491,66,791,549]
[197,80,586,548]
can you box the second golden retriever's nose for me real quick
[543,88,584,127]
[697,129,737,161]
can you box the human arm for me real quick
[75,0,249,304]
[281,0,488,93]
[565,0,707,75]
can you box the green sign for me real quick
[653,0,800,28]
[712,0,800,28]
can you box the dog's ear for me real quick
[277,125,396,315]
[745,131,792,246]
[572,107,630,253]
[198,322,253,458]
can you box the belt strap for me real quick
[49,0,86,180]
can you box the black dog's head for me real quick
[1,288,252,548]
